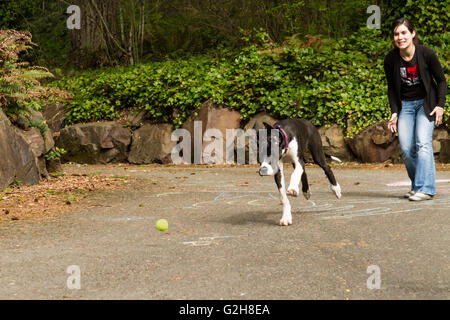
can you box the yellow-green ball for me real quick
[156,219,168,231]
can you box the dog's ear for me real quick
[262,122,273,131]
[252,121,261,131]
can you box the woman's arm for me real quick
[384,53,399,115]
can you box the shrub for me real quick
[50,28,449,136]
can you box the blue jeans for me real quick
[397,99,435,195]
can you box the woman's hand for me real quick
[430,106,444,126]
[388,113,398,133]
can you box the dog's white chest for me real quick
[282,138,299,162]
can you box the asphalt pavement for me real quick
[0,164,449,300]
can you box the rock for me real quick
[0,110,40,189]
[439,139,450,163]
[239,112,278,164]
[370,125,395,147]
[20,127,45,157]
[389,145,403,164]
[14,127,54,178]
[41,103,67,132]
[345,121,399,163]
[42,129,55,154]
[243,112,278,131]
[128,123,176,164]
[38,157,50,178]
[182,100,241,164]
[125,109,149,128]
[14,115,55,178]
[433,128,449,154]
[46,159,62,173]
[318,125,355,162]
[12,113,31,130]
[29,108,45,123]
[56,122,132,164]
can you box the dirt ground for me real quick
[0,169,132,222]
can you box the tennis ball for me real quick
[156,219,168,231]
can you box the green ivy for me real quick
[402,0,449,35]
[49,28,449,136]
[45,147,67,161]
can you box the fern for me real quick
[0,29,59,115]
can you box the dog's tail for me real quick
[325,153,342,163]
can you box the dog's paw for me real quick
[331,183,342,199]
[286,189,299,197]
[303,190,311,200]
[279,216,292,226]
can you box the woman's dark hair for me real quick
[391,18,423,46]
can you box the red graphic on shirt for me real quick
[400,64,421,86]
[407,65,419,79]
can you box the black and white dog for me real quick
[255,119,342,226]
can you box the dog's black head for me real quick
[253,122,285,176]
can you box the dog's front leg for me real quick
[274,162,292,226]
[287,160,303,197]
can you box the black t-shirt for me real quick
[399,51,427,101]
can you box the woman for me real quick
[384,18,447,201]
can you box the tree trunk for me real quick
[69,0,121,68]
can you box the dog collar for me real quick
[273,125,289,154]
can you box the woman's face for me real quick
[393,24,416,50]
